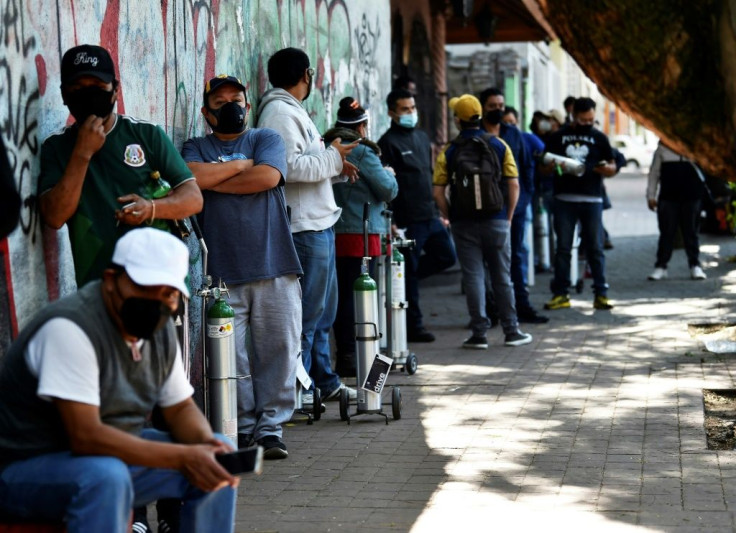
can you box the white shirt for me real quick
[25,318,193,408]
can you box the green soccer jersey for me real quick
[39,115,194,287]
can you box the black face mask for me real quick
[576,123,593,134]
[64,86,115,123]
[303,71,314,102]
[484,109,503,125]
[206,101,246,134]
[119,297,171,339]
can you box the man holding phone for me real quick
[0,229,237,532]
[543,97,617,311]
[38,44,202,288]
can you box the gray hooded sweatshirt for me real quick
[257,88,343,233]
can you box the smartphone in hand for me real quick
[216,446,264,475]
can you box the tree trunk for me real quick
[536,0,736,179]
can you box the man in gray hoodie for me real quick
[257,47,358,402]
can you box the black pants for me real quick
[656,198,701,268]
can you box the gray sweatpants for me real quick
[229,274,301,439]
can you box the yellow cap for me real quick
[449,94,482,123]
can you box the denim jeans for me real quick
[452,219,519,337]
[510,207,531,309]
[403,218,457,331]
[0,429,237,533]
[292,228,341,396]
[551,200,608,297]
[656,199,702,268]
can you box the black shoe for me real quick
[132,507,150,533]
[408,327,435,342]
[238,433,253,448]
[517,307,550,324]
[504,331,533,346]
[155,499,181,533]
[462,335,488,349]
[257,435,288,460]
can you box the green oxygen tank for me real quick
[206,291,238,444]
[354,203,382,413]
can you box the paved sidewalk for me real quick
[235,172,736,532]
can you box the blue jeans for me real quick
[452,219,519,337]
[292,228,341,396]
[404,218,457,331]
[0,429,237,533]
[510,206,531,309]
[551,200,608,297]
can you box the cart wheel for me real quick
[339,387,350,422]
[312,387,322,422]
[575,279,584,294]
[391,387,402,420]
[405,354,418,375]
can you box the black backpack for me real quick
[447,133,504,219]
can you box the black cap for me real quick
[61,45,116,85]
[203,75,246,105]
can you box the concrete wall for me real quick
[0,0,391,365]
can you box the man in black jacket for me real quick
[543,97,617,311]
[377,89,456,342]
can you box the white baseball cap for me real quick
[111,228,190,297]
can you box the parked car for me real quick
[612,135,656,169]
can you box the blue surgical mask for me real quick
[397,112,418,129]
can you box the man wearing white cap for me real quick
[0,228,238,532]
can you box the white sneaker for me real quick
[648,267,667,280]
[325,382,357,401]
[691,265,707,280]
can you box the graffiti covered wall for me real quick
[0,0,392,381]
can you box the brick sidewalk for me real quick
[235,173,736,532]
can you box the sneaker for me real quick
[407,327,436,342]
[237,432,253,448]
[157,520,175,533]
[504,331,533,346]
[324,382,357,401]
[462,335,488,349]
[691,265,707,280]
[132,522,150,533]
[132,507,150,533]
[544,294,571,310]
[648,267,667,280]
[517,307,550,324]
[302,390,314,405]
[257,435,288,460]
[593,295,614,310]
[299,391,326,413]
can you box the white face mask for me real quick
[538,119,551,133]
[397,112,418,129]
